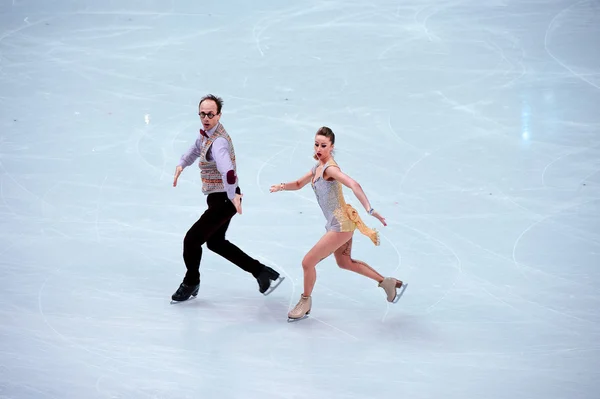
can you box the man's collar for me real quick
[201,122,220,139]
[206,123,220,136]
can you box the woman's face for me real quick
[314,134,333,160]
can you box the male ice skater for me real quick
[171,94,283,302]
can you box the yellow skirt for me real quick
[344,204,380,246]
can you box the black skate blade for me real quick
[392,282,408,304]
[262,276,285,296]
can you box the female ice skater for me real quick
[270,127,407,321]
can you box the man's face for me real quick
[199,99,221,131]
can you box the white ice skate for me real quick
[287,294,312,322]
[379,277,407,304]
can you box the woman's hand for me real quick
[270,183,284,193]
[371,210,387,226]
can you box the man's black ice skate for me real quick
[256,266,284,296]
[170,282,200,304]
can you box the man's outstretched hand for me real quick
[173,165,183,187]
[232,193,243,214]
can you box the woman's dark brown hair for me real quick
[316,126,335,144]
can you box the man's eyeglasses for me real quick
[199,112,218,119]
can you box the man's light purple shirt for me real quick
[178,123,238,200]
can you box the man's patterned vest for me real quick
[198,123,237,195]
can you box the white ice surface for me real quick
[1,0,599,398]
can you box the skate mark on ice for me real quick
[94,175,108,243]
[251,3,336,57]
[136,112,190,178]
[397,151,430,192]
[255,146,292,193]
[0,15,57,44]
[394,220,462,314]
[512,198,600,286]
[37,275,121,364]
[0,159,56,214]
[417,201,597,288]
[474,277,597,333]
[319,283,363,305]
[0,175,19,218]
[541,150,582,188]
[311,317,359,341]
[377,36,420,62]
[254,141,317,204]
[288,139,300,165]
[578,164,600,187]
[544,0,600,91]
[412,4,443,42]
[387,114,423,152]
[487,183,541,218]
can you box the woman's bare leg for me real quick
[333,237,385,283]
[301,231,353,297]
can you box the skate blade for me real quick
[170,291,200,305]
[287,314,309,323]
[392,282,408,304]
[262,276,285,296]
[170,296,197,305]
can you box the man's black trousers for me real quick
[182,191,265,285]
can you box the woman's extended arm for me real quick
[270,170,313,192]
